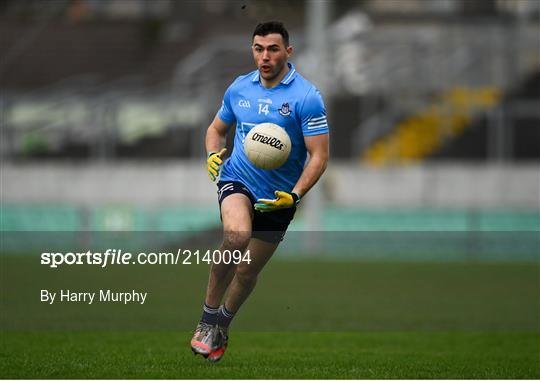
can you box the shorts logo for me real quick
[218,183,234,200]
[238,100,251,108]
[279,102,291,116]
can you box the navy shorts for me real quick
[217,181,296,243]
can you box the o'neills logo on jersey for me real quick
[251,133,284,151]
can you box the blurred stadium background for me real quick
[1,0,539,260]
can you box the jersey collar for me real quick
[252,62,297,86]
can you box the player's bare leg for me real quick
[225,238,279,312]
[206,193,253,305]
[191,194,252,357]
[207,237,279,362]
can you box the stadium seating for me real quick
[362,87,502,165]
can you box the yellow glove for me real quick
[254,191,301,213]
[207,148,227,181]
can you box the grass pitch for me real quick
[1,331,539,379]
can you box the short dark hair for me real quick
[252,21,290,47]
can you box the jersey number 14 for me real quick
[258,103,269,115]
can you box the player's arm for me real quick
[205,116,231,181]
[292,133,329,197]
[255,133,329,212]
[206,115,230,155]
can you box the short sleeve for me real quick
[300,87,329,136]
[216,85,236,125]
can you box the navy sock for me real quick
[217,305,235,328]
[200,303,219,325]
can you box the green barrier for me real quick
[1,204,220,232]
[1,205,538,262]
[289,207,539,231]
[1,205,82,231]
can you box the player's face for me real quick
[252,34,292,83]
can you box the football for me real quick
[244,123,291,170]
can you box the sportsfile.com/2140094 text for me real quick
[40,249,252,268]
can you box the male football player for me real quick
[191,21,329,362]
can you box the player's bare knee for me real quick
[222,230,250,251]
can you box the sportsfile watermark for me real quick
[40,249,252,268]
[2,231,538,331]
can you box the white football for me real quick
[244,123,291,170]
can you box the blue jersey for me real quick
[216,62,329,201]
